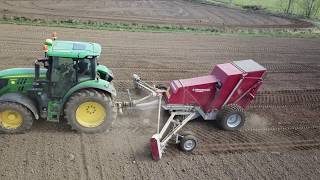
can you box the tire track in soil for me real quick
[79,134,90,180]
[89,134,105,180]
[164,130,320,157]
[234,153,266,179]
[116,111,320,157]
[109,62,320,74]
[80,134,117,180]
[127,118,319,174]
[252,88,320,108]
[180,116,320,153]
[199,140,320,154]
[124,133,143,179]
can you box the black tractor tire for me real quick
[64,89,116,133]
[179,133,197,152]
[0,102,34,134]
[216,104,245,131]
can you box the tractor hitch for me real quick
[115,74,166,114]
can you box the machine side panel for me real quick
[184,82,216,109]
[228,76,261,103]
[236,81,263,109]
[209,65,242,111]
[166,76,217,108]
[211,63,242,76]
[166,80,184,104]
[228,60,266,108]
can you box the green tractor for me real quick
[0,34,116,133]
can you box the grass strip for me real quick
[0,16,319,38]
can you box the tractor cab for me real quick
[29,34,115,124]
[29,36,106,121]
[34,38,101,97]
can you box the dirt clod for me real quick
[68,153,75,161]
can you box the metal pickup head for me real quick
[133,74,141,81]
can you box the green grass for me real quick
[0,16,221,33]
[215,0,283,11]
[0,16,319,38]
[202,0,320,17]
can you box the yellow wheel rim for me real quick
[76,102,106,128]
[0,110,23,129]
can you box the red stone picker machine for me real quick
[118,59,266,160]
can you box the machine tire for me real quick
[64,89,116,133]
[179,134,197,152]
[0,102,34,133]
[217,104,245,131]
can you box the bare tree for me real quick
[281,0,295,14]
[298,0,320,17]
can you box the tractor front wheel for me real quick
[0,102,34,133]
[64,89,116,133]
[217,104,245,131]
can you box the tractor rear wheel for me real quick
[0,102,34,133]
[64,89,116,133]
[217,104,245,131]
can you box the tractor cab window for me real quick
[78,60,90,75]
[51,57,77,81]
[48,56,96,98]
[77,58,92,81]
[75,57,96,82]
[50,57,77,97]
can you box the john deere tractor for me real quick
[0,34,116,133]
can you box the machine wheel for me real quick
[64,89,116,133]
[179,133,197,152]
[0,102,34,133]
[217,104,245,131]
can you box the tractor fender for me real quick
[0,93,39,119]
[61,79,116,107]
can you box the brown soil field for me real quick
[0,0,313,28]
[0,24,320,179]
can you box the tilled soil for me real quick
[0,24,320,179]
[0,0,313,28]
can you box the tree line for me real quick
[281,0,320,17]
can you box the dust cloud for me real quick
[245,113,269,129]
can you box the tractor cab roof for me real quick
[44,39,101,59]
